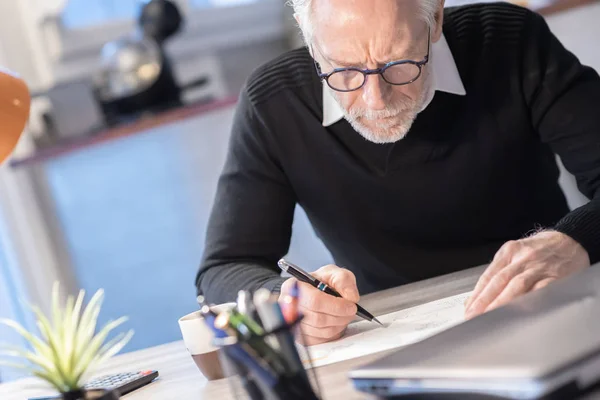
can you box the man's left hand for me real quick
[464,231,590,319]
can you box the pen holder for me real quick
[214,316,321,400]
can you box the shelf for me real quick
[10,97,238,168]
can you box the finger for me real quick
[484,271,540,312]
[465,261,524,319]
[312,265,360,303]
[465,254,508,310]
[298,281,357,317]
[532,277,556,291]
[300,308,355,328]
[299,322,346,340]
[465,256,513,315]
[465,243,516,310]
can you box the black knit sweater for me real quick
[196,3,600,303]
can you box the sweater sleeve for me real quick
[195,89,294,303]
[522,11,600,263]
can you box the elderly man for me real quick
[197,0,599,344]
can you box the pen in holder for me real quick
[214,316,321,400]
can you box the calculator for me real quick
[28,370,159,400]
[85,370,159,395]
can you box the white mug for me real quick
[178,302,236,380]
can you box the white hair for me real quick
[288,0,439,45]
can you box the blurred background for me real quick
[0,0,598,383]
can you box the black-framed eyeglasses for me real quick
[312,29,431,93]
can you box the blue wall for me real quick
[43,106,332,352]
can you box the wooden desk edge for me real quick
[0,267,485,399]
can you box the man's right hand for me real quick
[279,264,359,345]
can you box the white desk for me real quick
[0,266,483,400]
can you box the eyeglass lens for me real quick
[327,63,421,91]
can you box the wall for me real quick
[546,1,600,209]
[547,2,600,69]
[0,0,53,91]
[40,104,331,353]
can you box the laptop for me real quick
[350,263,600,399]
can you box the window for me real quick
[192,0,261,9]
[52,0,284,89]
[62,0,142,29]
[62,0,264,29]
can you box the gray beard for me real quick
[346,110,416,144]
[336,74,434,144]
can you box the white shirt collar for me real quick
[322,33,466,127]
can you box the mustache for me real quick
[348,100,414,120]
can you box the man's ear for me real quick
[432,0,445,42]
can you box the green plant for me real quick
[0,283,134,393]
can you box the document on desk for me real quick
[300,291,471,368]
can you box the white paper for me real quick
[300,292,471,368]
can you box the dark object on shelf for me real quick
[138,0,183,44]
[93,35,182,126]
[92,0,207,127]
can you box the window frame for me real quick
[56,0,285,63]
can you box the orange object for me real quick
[281,280,300,324]
[0,67,30,164]
[281,295,299,325]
